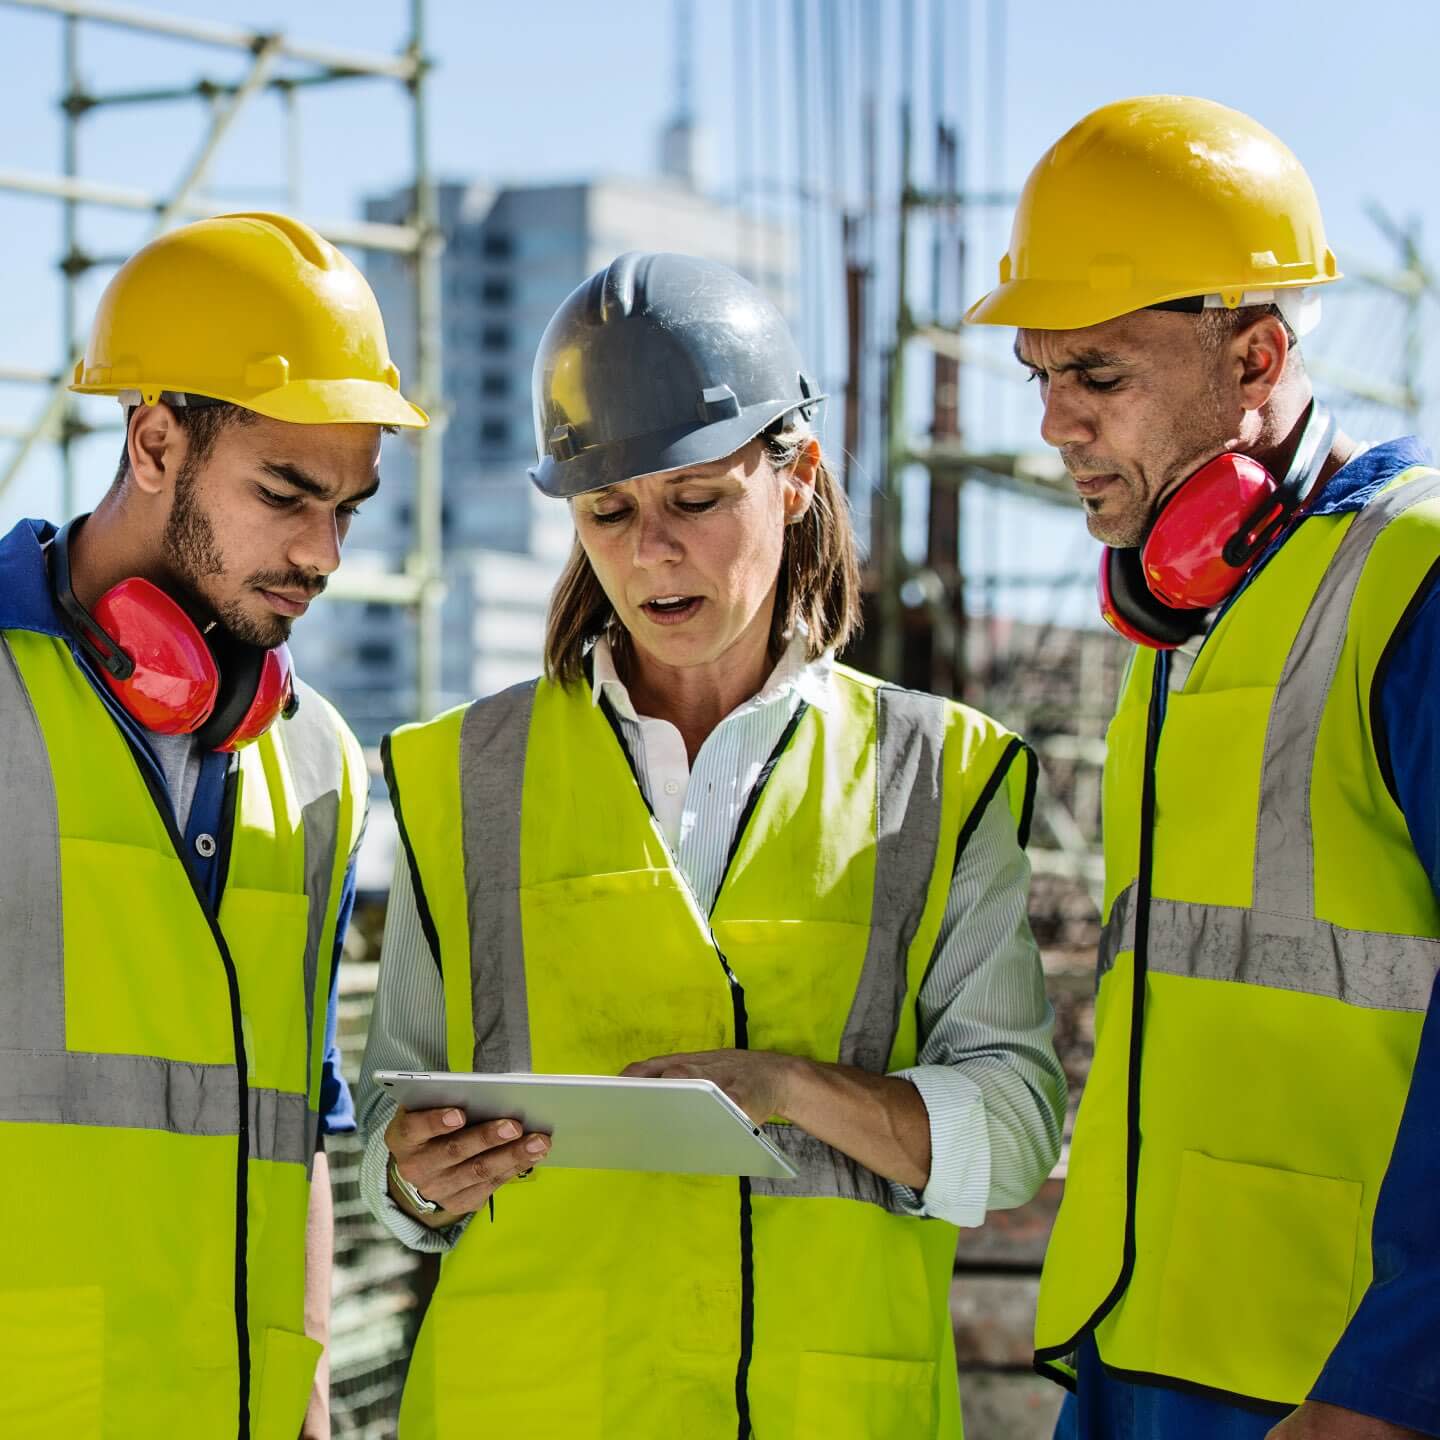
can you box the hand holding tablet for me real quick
[376,1071,798,1180]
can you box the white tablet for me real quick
[375,1070,798,1181]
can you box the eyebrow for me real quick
[261,459,380,505]
[1012,339,1130,374]
[586,472,721,499]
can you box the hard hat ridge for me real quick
[71,211,428,428]
[530,251,825,499]
[965,95,1341,331]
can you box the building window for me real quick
[482,279,512,305]
[481,372,510,398]
[481,325,510,352]
[481,418,511,446]
[357,640,395,668]
[482,232,513,259]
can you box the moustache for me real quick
[248,570,327,598]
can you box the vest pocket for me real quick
[253,1326,322,1440]
[0,1285,102,1437]
[794,1351,936,1437]
[1154,1150,1362,1401]
[433,1290,607,1438]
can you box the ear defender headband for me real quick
[50,516,298,751]
[1098,401,1337,649]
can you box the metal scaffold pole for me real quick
[406,0,444,723]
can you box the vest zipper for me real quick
[707,704,808,1440]
[1034,651,1167,1384]
[124,737,252,1440]
[598,695,809,1440]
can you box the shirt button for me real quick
[195,834,217,859]
[664,780,681,796]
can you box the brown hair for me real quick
[543,420,863,686]
[110,400,256,491]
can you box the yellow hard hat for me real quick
[965,95,1341,331]
[71,211,428,427]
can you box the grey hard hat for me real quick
[528,251,825,499]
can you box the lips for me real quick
[1071,473,1119,497]
[640,595,703,626]
[258,588,311,617]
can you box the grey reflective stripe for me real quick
[750,1124,898,1210]
[0,1048,239,1133]
[459,681,536,1073]
[839,687,947,1074]
[279,683,345,1141]
[249,1086,315,1166]
[1255,469,1440,916]
[0,636,64,1050]
[1097,882,1439,1012]
[1095,884,1135,983]
[0,1051,311,1161]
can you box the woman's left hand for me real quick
[622,1049,799,1125]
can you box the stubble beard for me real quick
[162,459,290,649]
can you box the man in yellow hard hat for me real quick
[968,97,1440,1440]
[0,212,426,1439]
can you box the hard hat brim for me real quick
[964,274,1342,332]
[528,395,823,500]
[69,375,429,428]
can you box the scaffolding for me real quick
[0,0,448,720]
[0,4,446,1429]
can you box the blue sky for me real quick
[2,0,1436,621]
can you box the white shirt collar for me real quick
[589,628,835,722]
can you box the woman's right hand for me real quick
[383,1105,552,1226]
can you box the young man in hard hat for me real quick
[0,212,426,1440]
[968,97,1440,1440]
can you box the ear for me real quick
[781,437,821,524]
[1234,313,1289,413]
[126,402,187,498]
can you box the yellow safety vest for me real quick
[384,664,1033,1439]
[1036,466,1440,1409]
[0,629,366,1440]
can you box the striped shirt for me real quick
[357,635,1066,1249]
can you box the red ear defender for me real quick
[195,639,296,752]
[50,516,298,751]
[89,578,220,733]
[213,643,294,752]
[1097,403,1336,649]
[1140,453,1284,609]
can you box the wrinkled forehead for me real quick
[1014,309,1194,368]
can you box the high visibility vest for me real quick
[384,664,1034,1440]
[1036,467,1440,1409]
[0,629,367,1440]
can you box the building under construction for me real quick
[1,2,1433,1436]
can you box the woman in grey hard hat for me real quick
[359,252,1065,1439]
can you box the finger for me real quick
[622,1054,701,1077]
[405,1117,529,1186]
[426,1132,552,1206]
[387,1104,467,1156]
[661,1064,703,1080]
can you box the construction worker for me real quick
[967,96,1440,1440]
[355,251,1067,1438]
[0,212,426,1439]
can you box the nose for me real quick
[631,501,683,569]
[288,507,343,577]
[1039,382,1097,450]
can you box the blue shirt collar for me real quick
[1308,435,1432,516]
[0,518,66,636]
[1201,434,1431,636]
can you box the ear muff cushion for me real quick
[193,629,268,751]
[1104,545,1209,649]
